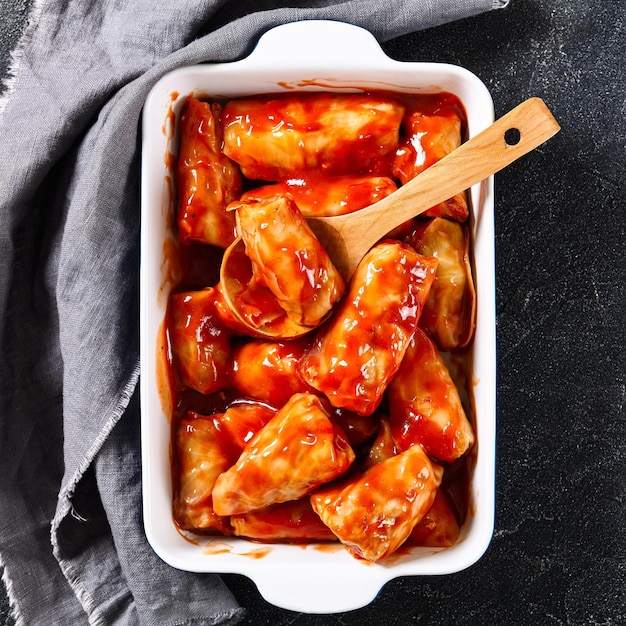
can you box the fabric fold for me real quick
[0,1,508,623]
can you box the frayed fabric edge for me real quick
[0,0,48,120]
[168,607,247,626]
[0,555,24,626]
[50,359,141,626]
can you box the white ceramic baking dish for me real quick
[140,19,496,613]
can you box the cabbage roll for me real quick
[212,393,355,516]
[176,96,241,247]
[222,93,404,180]
[361,416,459,548]
[167,288,231,394]
[310,444,443,561]
[393,99,468,221]
[234,195,345,327]
[299,241,438,416]
[217,401,276,450]
[388,327,475,463]
[408,217,476,351]
[229,339,315,408]
[173,411,238,533]
[231,498,336,542]
[406,489,461,548]
[242,175,397,217]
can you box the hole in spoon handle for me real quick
[504,127,521,145]
[489,97,561,163]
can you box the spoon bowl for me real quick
[221,97,560,337]
[219,237,330,339]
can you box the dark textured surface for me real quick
[0,0,29,78]
[1,1,624,624]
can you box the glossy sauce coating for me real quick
[215,400,276,450]
[392,92,468,220]
[310,444,443,561]
[167,288,231,395]
[176,97,241,247]
[222,93,405,180]
[234,195,345,327]
[388,327,475,463]
[242,174,397,217]
[231,498,336,542]
[299,241,438,416]
[212,393,355,516]
[166,90,476,560]
[229,339,314,407]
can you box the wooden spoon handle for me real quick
[330,97,560,271]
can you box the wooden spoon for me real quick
[221,97,560,337]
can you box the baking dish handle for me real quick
[252,566,389,614]
[244,19,390,67]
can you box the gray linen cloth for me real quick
[0,1,507,624]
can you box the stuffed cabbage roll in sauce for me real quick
[173,402,275,532]
[388,327,475,464]
[233,195,345,328]
[408,217,476,351]
[360,416,460,549]
[393,93,469,221]
[167,288,231,395]
[173,411,238,534]
[299,240,438,416]
[176,96,242,247]
[222,93,404,180]
[310,443,443,562]
[231,498,336,542]
[229,338,315,408]
[212,393,355,516]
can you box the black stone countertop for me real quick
[1,1,624,624]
